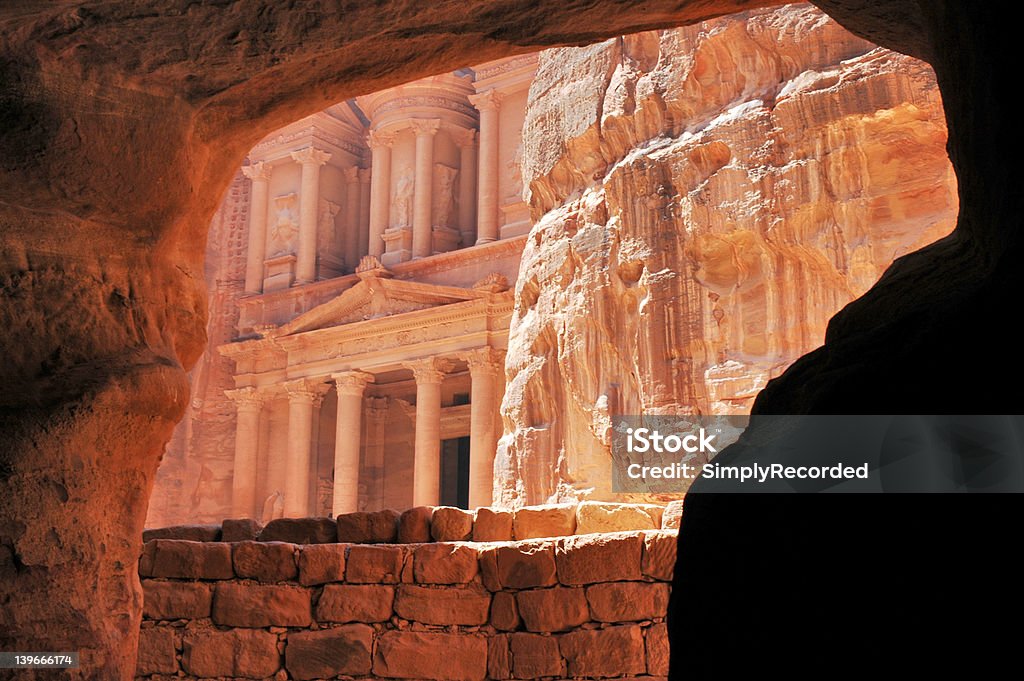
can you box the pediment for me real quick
[269,276,484,337]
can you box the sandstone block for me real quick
[513,504,576,539]
[374,631,487,681]
[142,580,212,620]
[575,501,659,534]
[661,499,685,529]
[480,540,557,590]
[646,623,670,676]
[586,582,670,621]
[474,507,513,541]
[285,625,373,680]
[336,508,400,543]
[317,584,394,622]
[346,545,403,583]
[488,634,511,679]
[555,532,643,584]
[516,587,589,632]
[232,540,297,582]
[490,590,520,631]
[258,517,337,544]
[642,530,678,581]
[394,583,491,625]
[212,582,312,627]
[559,625,646,677]
[297,543,346,585]
[182,628,280,679]
[143,524,221,543]
[431,506,474,541]
[136,627,177,676]
[414,542,479,583]
[510,633,563,678]
[143,540,233,580]
[221,518,263,542]
[398,506,433,543]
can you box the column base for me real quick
[475,237,498,246]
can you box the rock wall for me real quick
[497,5,956,506]
[135,530,676,680]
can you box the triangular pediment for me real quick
[270,276,485,337]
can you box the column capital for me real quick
[291,147,331,166]
[333,370,375,396]
[358,168,372,184]
[409,118,441,137]
[469,89,504,112]
[225,385,267,409]
[406,357,454,385]
[368,129,396,149]
[461,347,506,376]
[450,127,477,148]
[343,165,361,183]
[284,378,328,405]
[241,161,271,182]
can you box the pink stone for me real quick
[585,582,670,621]
[346,545,404,583]
[285,625,373,680]
[212,582,312,627]
[297,543,346,585]
[555,532,643,584]
[182,628,280,678]
[490,590,520,631]
[373,631,487,681]
[398,506,433,543]
[221,518,263,542]
[431,506,474,541]
[474,507,513,541]
[488,634,511,679]
[394,583,491,625]
[510,633,563,678]
[143,539,233,580]
[142,580,212,620]
[316,584,394,622]
[516,586,589,632]
[512,504,576,539]
[232,540,297,582]
[258,517,337,544]
[413,542,479,583]
[336,508,400,543]
[646,623,670,676]
[642,530,678,581]
[143,524,221,542]
[480,540,557,590]
[136,627,177,676]
[558,625,647,677]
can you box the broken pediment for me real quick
[269,274,488,337]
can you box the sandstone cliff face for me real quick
[497,5,956,506]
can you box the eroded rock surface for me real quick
[498,6,955,505]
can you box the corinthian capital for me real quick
[291,147,331,166]
[461,347,505,376]
[367,129,396,149]
[343,165,361,183]
[468,90,503,112]
[332,370,375,396]
[409,118,441,137]
[284,378,328,405]
[406,357,454,385]
[241,161,270,182]
[225,385,267,410]
[450,127,477,148]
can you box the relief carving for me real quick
[433,164,459,228]
[270,193,298,256]
[392,164,414,228]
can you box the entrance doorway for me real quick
[440,436,471,508]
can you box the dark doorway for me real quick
[440,436,471,508]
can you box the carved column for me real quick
[343,166,361,271]
[358,168,372,258]
[452,128,478,247]
[411,119,441,258]
[407,357,452,506]
[226,386,266,518]
[283,379,325,517]
[331,371,374,516]
[469,90,503,244]
[464,348,504,508]
[367,131,394,258]
[291,147,331,284]
[364,397,389,510]
[242,162,271,293]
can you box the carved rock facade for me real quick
[497,6,957,505]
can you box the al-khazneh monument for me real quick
[146,5,957,527]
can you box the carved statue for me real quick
[260,490,284,523]
[506,142,523,199]
[317,199,341,251]
[392,164,414,227]
[270,193,298,255]
[433,164,459,228]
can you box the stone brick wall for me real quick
[143,501,684,547]
[136,529,676,680]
